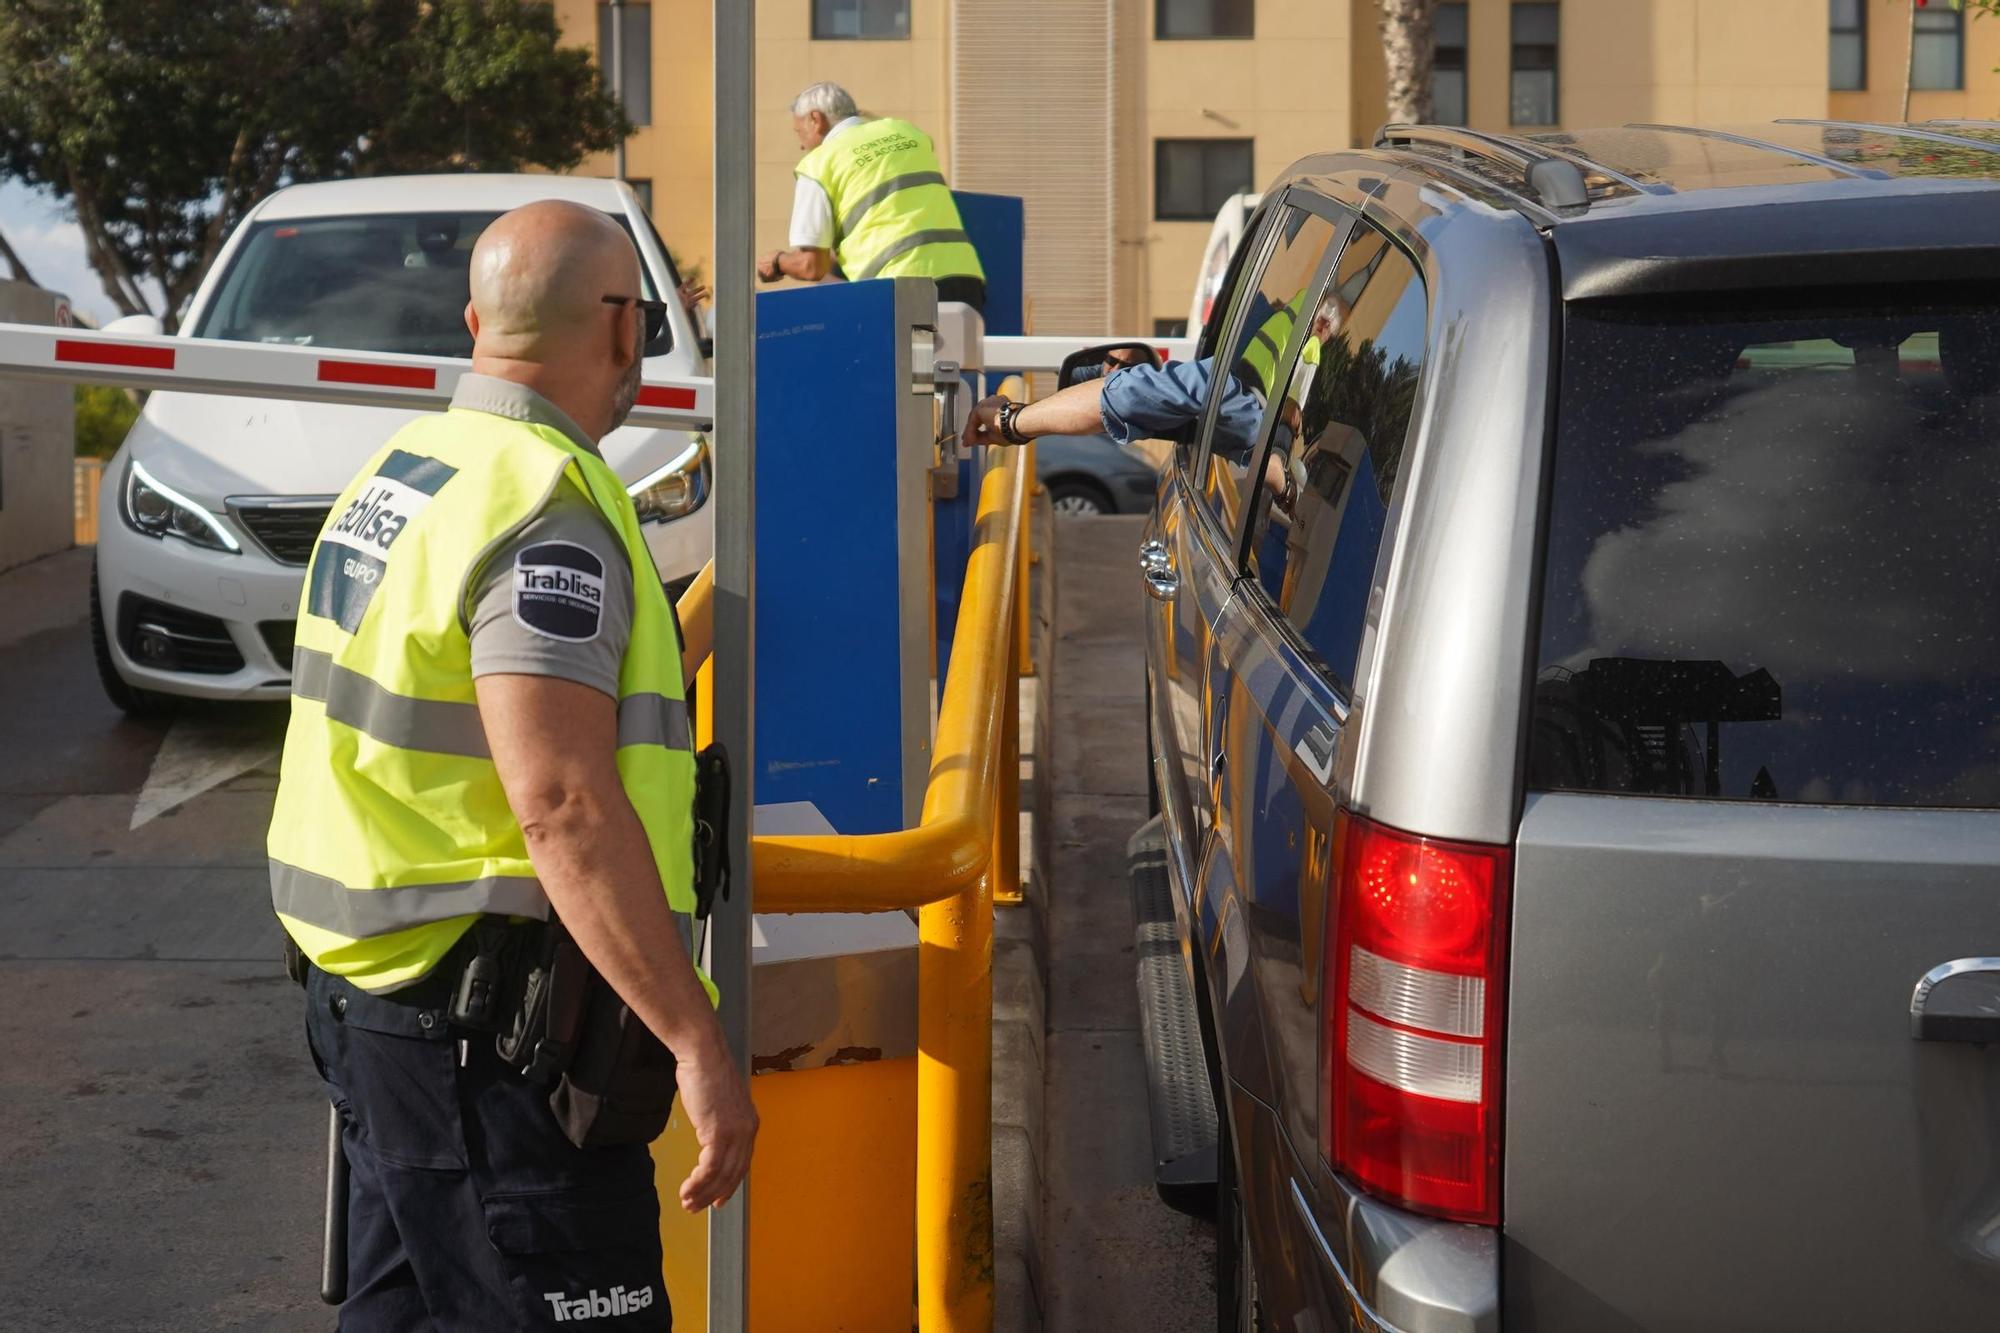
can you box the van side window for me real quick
[1193,207,1344,538]
[1241,225,1426,693]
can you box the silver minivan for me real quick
[1131,121,2000,1331]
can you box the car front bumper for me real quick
[96,467,714,702]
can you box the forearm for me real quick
[519,786,724,1062]
[1013,380,1109,439]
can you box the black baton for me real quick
[320,1101,349,1305]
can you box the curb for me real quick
[994,488,1056,1332]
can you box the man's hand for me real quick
[475,672,759,1209]
[756,252,782,283]
[674,1037,759,1212]
[963,394,1008,451]
[678,282,710,316]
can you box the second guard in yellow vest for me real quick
[758,80,987,312]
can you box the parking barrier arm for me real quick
[0,321,714,432]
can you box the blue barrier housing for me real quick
[752,279,933,836]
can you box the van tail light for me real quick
[1321,812,1509,1225]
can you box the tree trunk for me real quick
[0,225,36,287]
[1380,0,1440,127]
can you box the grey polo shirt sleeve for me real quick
[465,480,633,698]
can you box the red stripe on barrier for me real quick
[636,385,699,410]
[55,339,175,371]
[318,360,437,390]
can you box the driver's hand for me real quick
[963,395,1007,451]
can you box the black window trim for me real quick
[1911,3,1965,92]
[1154,0,1255,39]
[810,0,913,40]
[1228,212,1434,703]
[1155,137,1257,222]
[1829,0,1867,93]
[1434,1,1471,124]
[1508,0,1561,127]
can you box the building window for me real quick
[812,0,910,39]
[1829,0,1866,91]
[1156,0,1254,39]
[1434,3,1469,125]
[596,3,652,126]
[629,179,654,213]
[1155,139,1255,222]
[1510,3,1559,126]
[1912,4,1964,91]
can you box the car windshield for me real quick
[1531,289,2000,809]
[191,210,667,359]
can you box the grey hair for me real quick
[790,81,858,124]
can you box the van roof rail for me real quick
[1375,124,1593,210]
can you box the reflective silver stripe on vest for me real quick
[836,170,948,243]
[271,859,550,938]
[293,647,491,759]
[617,692,693,751]
[854,227,975,281]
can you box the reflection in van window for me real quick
[1199,207,1341,532]
[1243,232,1425,692]
[1532,299,2000,808]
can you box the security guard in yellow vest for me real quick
[757,81,986,311]
[269,201,755,1330]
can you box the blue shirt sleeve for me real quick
[1097,357,1264,457]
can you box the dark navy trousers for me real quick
[304,965,672,1330]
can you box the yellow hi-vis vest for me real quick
[267,409,702,996]
[796,117,985,285]
[1237,292,1320,399]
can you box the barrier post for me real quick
[707,0,755,1327]
[1015,439,1034,679]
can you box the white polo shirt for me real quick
[787,116,867,250]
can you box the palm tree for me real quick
[1380,0,1440,125]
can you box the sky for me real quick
[0,179,164,326]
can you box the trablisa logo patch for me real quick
[541,1284,656,1322]
[512,541,607,642]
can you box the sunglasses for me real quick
[601,294,671,345]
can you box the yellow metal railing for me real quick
[74,458,105,545]
[674,443,1030,1332]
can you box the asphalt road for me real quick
[0,547,323,1331]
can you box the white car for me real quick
[91,174,712,714]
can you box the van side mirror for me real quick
[1057,341,1162,391]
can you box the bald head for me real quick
[469,200,639,362]
[464,200,648,441]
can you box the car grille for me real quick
[117,595,244,675]
[259,620,296,674]
[231,500,333,565]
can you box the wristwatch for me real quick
[996,399,1030,445]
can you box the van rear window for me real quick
[1530,294,2000,809]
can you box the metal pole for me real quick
[609,0,627,181]
[707,0,755,1329]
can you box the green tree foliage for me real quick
[74,383,139,459]
[0,0,628,329]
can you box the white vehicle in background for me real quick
[91,174,712,714]
[1183,191,1260,343]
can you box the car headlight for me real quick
[122,459,240,553]
[627,436,711,525]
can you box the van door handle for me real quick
[1139,540,1179,601]
[1911,958,2000,1042]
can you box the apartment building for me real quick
[555,1,1980,335]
